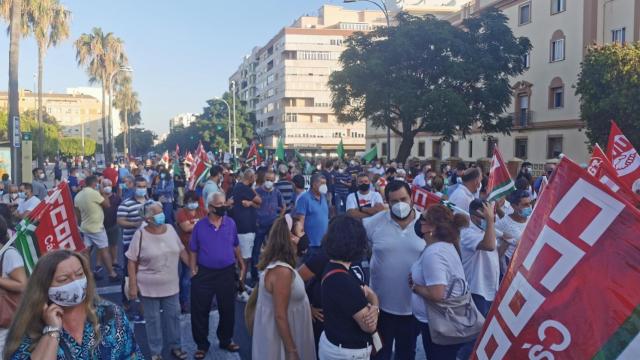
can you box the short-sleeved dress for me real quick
[252,261,316,360]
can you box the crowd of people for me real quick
[0,153,553,360]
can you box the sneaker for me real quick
[236,291,250,302]
[94,265,104,273]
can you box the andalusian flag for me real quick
[337,138,345,160]
[361,145,377,163]
[246,143,261,166]
[486,146,515,202]
[188,143,211,190]
[275,138,285,161]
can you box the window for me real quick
[519,3,531,25]
[267,116,274,126]
[515,138,528,159]
[551,0,565,14]
[518,94,530,127]
[468,140,473,158]
[486,137,498,158]
[612,28,626,44]
[523,52,531,68]
[551,87,564,108]
[547,136,563,158]
[551,38,565,62]
[285,113,297,122]
[450,141,459,157]
[432,140,442,159]
[418,142,426,157]
[371,143,376,149]
[381,143,387,157]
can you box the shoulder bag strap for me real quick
[446,277,467,299]
[355,191,363,212]
[321,268,348,285]
[135,229,144,273]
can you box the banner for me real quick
[411,185,443,212]
[607,121,640,194]
[11,182,84,274]
[472,157,640,360]
[588,144,640,207]
[487,147,515,202]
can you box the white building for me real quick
[169,113,198,131]
[66,87,121,136]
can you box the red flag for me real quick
[472,157,640,360]
[184,151,194,165]
[487,147,515,202]
[175,143,180,158]
[188,143,211,190]
[246,142,262,166]
[606,121,640,194]
[411,186,443,212]
[588,144,640,207]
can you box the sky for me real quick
[0,0,371,135]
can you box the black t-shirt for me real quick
[231,182,257,234]
[305,250,367,308]
[321,262,371,349]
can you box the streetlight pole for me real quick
[108,65,133,163]
[231,81,237,159]
[343,0,392,161]
[213,97,232,158]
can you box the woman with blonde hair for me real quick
[252,216,315,360]
[4,250,142,359]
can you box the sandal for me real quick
[171,348,188,360]
[151,355,163,360]
[219,342,240,352]
[193,350,206,359]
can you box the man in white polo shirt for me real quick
[363,180,424,360]
[346,173,385,219]
[448,167,483,217]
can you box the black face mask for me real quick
[296,234,310,257]
[414,219,424,239]
[211,206,227,217]
[358,183,370,192]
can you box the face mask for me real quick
[264,181,274,190]
[18,192,25,199]
[376,164,381,169]
[211,206,227,217]
[161,173,166,179]
[186,202,199,210]
[10,193,18,200]
[316,165,322,170]
[39,173,45,180]
[414,219,424,239]
[456,177,463,184]
[103,186,113,194]
[391,202,412,220]
[427,179,433,187]
[48,277,87,307]
[519,207,533,218]
[135,188,147,197]
[479,219,488,231]
[91,167,96,172]
[338,169,345,174]
[318,184,328,195]
[358,183,370,192]
[152,213,165,225]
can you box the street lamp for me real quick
[231,81,237,159]
[108,65,133,163]
[213,97,232,158]
[343,0,392,162]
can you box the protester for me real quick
[410,205,469,359]
[4,250,142,358]
[376,167,396,198]
[432,174,447,199]
[67,167,80,198]
[120,175,136,200]
[202,165,223,208]
[190,192,245,357]
[448,162,467,190]
[411,164,433,189]
[0,216,26,355]
[153,168,175,225]
[53,161,62,186]
[449,167,483,217]
[252,216,316,360]
[319,215,379,359]
[126,201,189,360]
[395,169,407,182]
[100,178,122,271]
[31,168,48,200]
[1,174,10,190]
[516,161,533,186]
[275,164,294,211]
[16,183,40,219]
[346,173,385,219]
[534,162,557,194]
[295,173,329,260]
[363,180,424,359]
[253,169,285,282]
[368,160,385,177]
[2,185,19,207]
[496,190,531,267]
[102,163,119,189]
[291,174,306,206]
[332,163,352,215]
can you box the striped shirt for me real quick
[117,197,145,246]
[275,180,294,208]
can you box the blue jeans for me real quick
[458,294,493,360]
[140,293,182,356]
[373,310,419,360]
[417,318,462,360]
[251,223,273,280]
[333,192,348,215]
[179,261,191,307]
[162,202,174,225]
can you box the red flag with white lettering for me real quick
[411,186,442,212]
[588,144,640,207]
[606,121,640,194]
[472,157,640,360]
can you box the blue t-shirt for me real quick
[68,175,79,198]
[231,182,258,234]
[295,191,329,247]
[256,187,284,227]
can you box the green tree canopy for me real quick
[329,8,531,163]
[59,137,96,157]
[575,43,640,148]
[116,127,156,156]
[0,108,60,158]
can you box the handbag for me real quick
[124,229,144,300]
[0,247,22,328]
[425,277,485,345]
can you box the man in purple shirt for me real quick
[189,192,245,356]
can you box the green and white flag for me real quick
[337,138,345,160]
[361,145,378,163]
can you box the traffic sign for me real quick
[22,132,32,141]
[12,116,21,148]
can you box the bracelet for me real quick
[45,331,61,340]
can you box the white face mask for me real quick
[39,173,45,180]
[103,186,113,194]
[318,184,328,195]
[186,202,199,210]
[48,277,87,307]
[391,202,412,220]
[264,181,274,190]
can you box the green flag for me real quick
[361,145,378,163]
[337,138,345,160]
[275,138,285,161]
[294,150,305,167]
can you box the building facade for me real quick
[230,5,388,157]
[169,113,198,131]
[0,89,104,144]
[367,0,639,167]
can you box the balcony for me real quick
[511,110,535,128]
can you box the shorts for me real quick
[82,230,109,249]
[237,232,256,259]
[106,224,121,247]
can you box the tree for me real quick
[27,0,70,167]
[0,108,60,158]
[74,27,127,163]
[329,9,531,163]
[113,75,141,156]
[575,43,640,148]
[60,137,95,156]
[116,127,156,157]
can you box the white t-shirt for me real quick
[411,242,467,323]
[1,247,24,277]
[17,196,40,217]
[412,173,427,188]
[346,191,384,212]
[495,215,528,260]
[368,166,385,176]
[448,184,475,216]
[460,224,500,301]
[363,211,425,315]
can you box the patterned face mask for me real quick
[48,277,87,307]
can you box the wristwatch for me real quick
[42,325,61,337]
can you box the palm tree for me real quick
[74,27,127,163]
[28,0,70,167]
[113,75,141,157]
